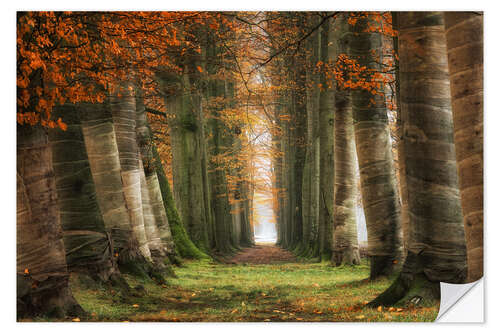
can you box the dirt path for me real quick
[228,243,297,264]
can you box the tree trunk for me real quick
[135,89,177,267]
[332,74,361,265]
[109,84,151,261]
[318,17,334,260]
[160,69,210,254]
[207,78,237,254]
[17,124,83,319]
[139,159,166,262]
[291,47,307,252]
[48,104,116,281]
[444,12,483,282]
[348,14,403,278]
[369,12,467,306]
[302,14,321,257]
[151,145,208,259]
[392,12,411,256]
[81,100,149,277]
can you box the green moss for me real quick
[152,145,208,260]
[118,258,151,280]
[179,112,198,132]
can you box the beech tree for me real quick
[444,12,483,282]
[16,10,483,320]
[348,14,403,278]
[370,12,467,306]
[331,13,361,266]
[48,104,117,281]
[17,124,83,318]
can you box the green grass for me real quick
[67,258,439,322]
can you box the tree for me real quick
[80,98,148,276]
[348,14,403,278]
[158,45,211,254]
[331,13,361,266]
[17,124,83,318]
[135,90,178,264]
[48,104,118,281]
[318,16,335,260]
[444,12,483,282]
[391,12,411,255]
[151,145,208,259]
[369,12,467,306]
[301,13,321,258]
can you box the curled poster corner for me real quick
[436,278,484,322]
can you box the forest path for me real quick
[69,250,439,322]
[228,244,297,264]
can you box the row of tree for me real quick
[16,11,483,318]
[17,12,256,318]
[269,11,483,304]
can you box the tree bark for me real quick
[48,104,116,281]
[160,68,211,254]
[81,100,148,276]
[369,12,467,306]
[318,16,335,260]
[444,11,483,282]
[135,89,177,266]
[17,124,83,318]
[392,12,411,256]
[109,84,151,261]
[302,14,321,257]
[348,14,403,278]
[151,145,208,259]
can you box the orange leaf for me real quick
[196,66,203,73]
[57,118,68,131]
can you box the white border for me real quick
[2,1,498,331]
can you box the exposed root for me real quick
[17,274,85,320]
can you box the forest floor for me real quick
[64,244,439,322]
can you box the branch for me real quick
[250,12,339,74]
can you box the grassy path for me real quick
[69,245,439,322]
